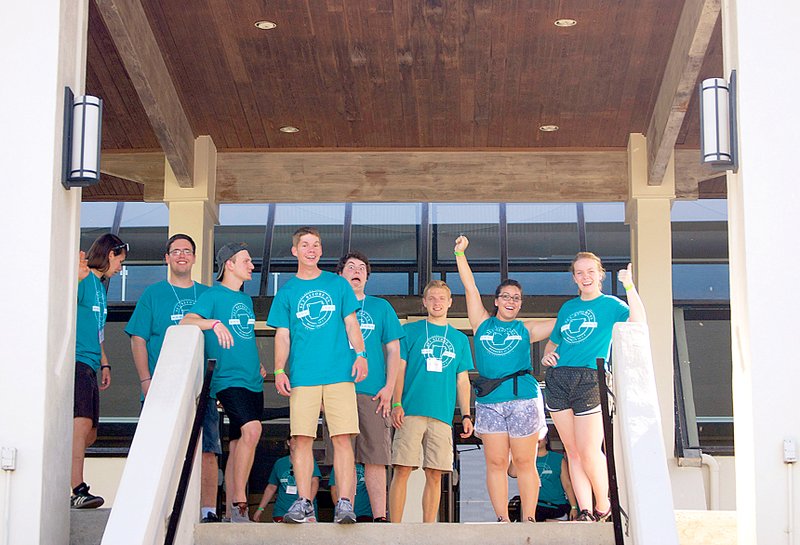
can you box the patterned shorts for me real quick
[475,397,546,439]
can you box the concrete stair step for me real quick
[195,521,614,545]
[70,509,111,545]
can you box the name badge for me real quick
[171,313,184,321]
[286,485,297,495]
[426,357,442,373]
[98,328,105,344]
[228,319,241,325]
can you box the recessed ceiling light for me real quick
[554,19,577,27]
[279,126,299,133]
[254,20,277,30]
[539,124,559,132]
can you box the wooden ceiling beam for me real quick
[95,0,195,187]
[99,149,710,203]
[645,0,720,186]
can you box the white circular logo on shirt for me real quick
[560,310,597,344]
[357,309,374,341]
[229,302,255,339]
[172,299,195,324]
[422,335,457,369]
[478,325,522,356]
[296,290,335,330]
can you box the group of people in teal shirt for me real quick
[71,226,646,526]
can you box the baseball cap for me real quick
[215,242,248,281]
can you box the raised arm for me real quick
[454,236,490,333]
[617,263,647,323]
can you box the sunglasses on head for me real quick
[112,242,129,255]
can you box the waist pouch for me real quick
[471,369,532,398]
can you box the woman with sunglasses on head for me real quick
[70,234,127,510]
[454,235,555,523]
[541,253,646,522]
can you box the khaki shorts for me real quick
[391,415,453,471]
[290,382,359,438]
[355,394,392,465]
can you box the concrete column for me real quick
[626,135,706,508]
[0,2,88,544]
[722,1,800,543]
[164,136,218,284]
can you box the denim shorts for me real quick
[202,397,222,454]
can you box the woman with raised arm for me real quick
[454,235,555,523]
[540,253,646,522]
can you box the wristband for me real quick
[462,414,472,421]
[100,364,111,370]
[355,350,368,359]
[391,402,402,408]
[623,284,634,291]
[454,251,465,257]
[210,320,221,330]
[140,377,151,383]
[256,507,265,512]
[570,506,577,510]
[274,369,285,375]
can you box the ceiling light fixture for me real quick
[554,19,577,27]
[539,124,559,132]
[279,126,299,133]
[254,20,277,30]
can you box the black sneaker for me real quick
[372,516,389,523]
[200,512,220,523]
[593,508,612,522]
[70,482,104,509]
[576,509,595,522]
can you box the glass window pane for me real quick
[219,204,269,225]
[507,203,580,261]
[672,264,730,300]
[671,199,728,222]
[270,205,345,266]
[351,203,420,262]
[433,203,499,262]
[117,226,170,262]
[120,202,168,227]
[364,272,412,296]
[684,318,733,420]
[123,265,167,301]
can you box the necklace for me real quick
[91,273,106,329]
[168,280,197,305]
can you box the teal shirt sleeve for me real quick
[189,290,215,319]
[125,288,153,340]
[456,333,474,373]
[266,288,290,329]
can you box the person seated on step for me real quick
[253,436,321,522]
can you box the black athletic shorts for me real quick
[544,366,601,416]
[74,361,100,427]
[216,387,263,441]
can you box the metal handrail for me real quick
[597,357,624,545]
[164,359,216,545]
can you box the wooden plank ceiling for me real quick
[85,0,723,201]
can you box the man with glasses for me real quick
[335,251,404,522]
[125,234,222,523]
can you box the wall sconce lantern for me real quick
[699,70,738,172]
[62,87,103,189]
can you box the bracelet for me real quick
[391,402,402,408]
[256,507,265,512]
[462,414,472,421]
[623,284,634,291]
[570,506,577,510]
[100,364,111,370]
[210,320,221,330]
[454,251,465,257]
[140,377,151,383]
[274,369,285,375]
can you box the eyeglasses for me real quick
[498,293,522,303]
[112,243,129,255]
[168,248,195,257]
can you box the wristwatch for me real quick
[356,350,368,359]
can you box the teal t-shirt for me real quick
[267,455,321,518]
[474,317,538,404]
[549,294,630,369]
[329,463,372,518]
[352,295,405,397]
[125,281,209,376]
[537,451,569,506]
[75,274,107,371]
[399,320,474,425]
[266,271,360,387]
[189,284,262,397]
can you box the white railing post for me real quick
[612,322,679,545]
[101,326,204,545]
